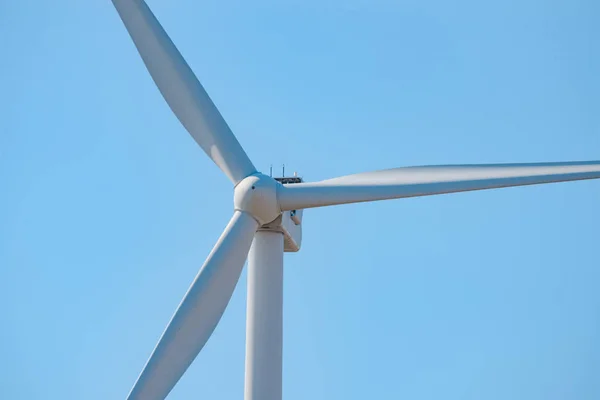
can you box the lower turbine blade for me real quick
[128,211,259,400]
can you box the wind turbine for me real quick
[111,1,600,399]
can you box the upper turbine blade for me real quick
[112,0,256,184]
[278,161,600,210]
[128,211,259,400]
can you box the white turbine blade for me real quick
[128,211,259,400]
[111,0,256,184]
[278,161,600,210]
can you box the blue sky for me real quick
[1,0,599,399]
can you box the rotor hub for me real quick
[234,174,281,225]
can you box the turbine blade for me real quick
[278,161,600,210]
[111,0,256,184]
[128,211,259,400]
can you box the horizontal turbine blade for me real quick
[278,161,600,210]
[128,211,259,400]
[112,0,256,184]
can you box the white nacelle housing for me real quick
[256,175,304,252]
[280,209,303,252]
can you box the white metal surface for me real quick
[278,161,600,211]
[128,211,258,400]
[257,211,303,252]
[111,0,256,184]
[234,174,282,225]
[245,231,285,400]
[272,176,304,251]
[281,210,303,252]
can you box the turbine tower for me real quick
[110,1,600,399]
